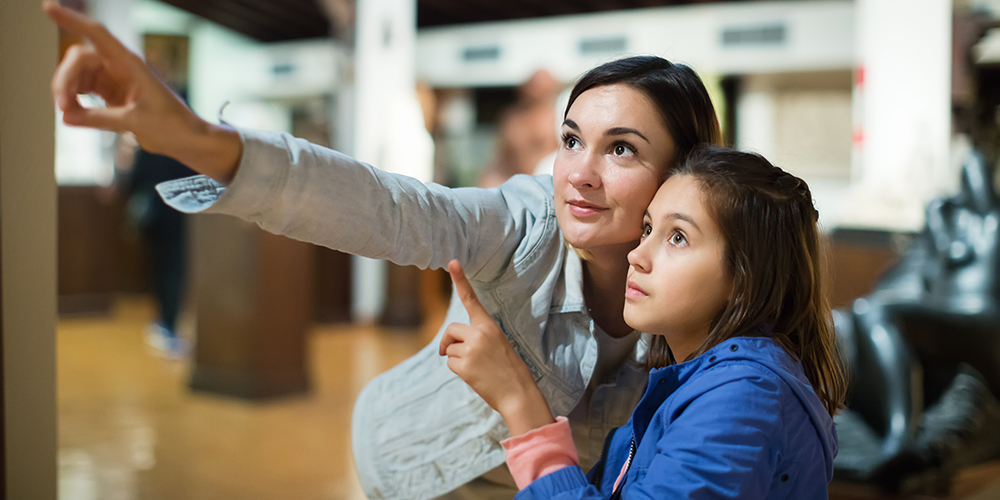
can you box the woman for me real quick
[44,4,721,499]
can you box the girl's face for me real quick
[624,174,732,357]
[553,84,676,255]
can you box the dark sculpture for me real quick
[834,150,1000,494]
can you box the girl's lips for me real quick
[567,199,607,218]
[625,280,647,299]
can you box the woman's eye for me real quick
[641,223,652,238]
[562,134,580,150]
[669,231,687,246]
[613,143,635,157]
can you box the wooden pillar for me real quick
[380,263,423,328]
[188,214,313,399]
[1,0,58,496]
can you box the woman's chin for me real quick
[559,216,641,256]
[561,224,597,250]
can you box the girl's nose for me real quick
[567,154,601,190]
[627,242,649,272]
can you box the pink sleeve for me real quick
[501,416,580,490]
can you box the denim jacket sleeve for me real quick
[517,366,784,500]
[156,128,554,281]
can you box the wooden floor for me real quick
[57,296,1000,500]
[57,295,440,500]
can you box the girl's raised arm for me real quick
[440,259,554,436]
[44,2,242,183]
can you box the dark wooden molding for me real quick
[157,0,744,42]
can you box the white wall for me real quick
[736,72,854,229]
[0,0,59,499]
[416,1,855,87]
[844,0,954,231]
[132,0,343,130]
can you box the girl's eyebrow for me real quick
[562,119,650,145]
[644,210,701,232]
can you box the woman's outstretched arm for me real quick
[44,2,242,183]
[45,2,554,279]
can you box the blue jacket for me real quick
[516,336,838,500]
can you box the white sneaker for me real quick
[144,323,188,360]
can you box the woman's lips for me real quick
[567,199,607,218]
[625,280,647,299]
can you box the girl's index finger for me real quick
[447,260,491,324]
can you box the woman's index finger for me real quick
[43,2,131,60]
[447,260,490,323]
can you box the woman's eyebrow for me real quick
[605,127,650,145]
[562,120,650,145]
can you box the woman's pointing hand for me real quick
[43,1,242,183]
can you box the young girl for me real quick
[441,146,846,498]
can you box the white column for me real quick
[350,0,420,322]
[844,0,953,231]
[735,77,777,159]
[1,0,58,497]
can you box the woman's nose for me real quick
[567,154,601,190]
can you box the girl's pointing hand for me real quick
[440,260,555,436]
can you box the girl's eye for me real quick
[669,231,687,246]
[562,134,581,150]
[641,223,652,238]
[612,143,636,157]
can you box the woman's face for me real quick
[624,174,732,357]
[553,84,676,255]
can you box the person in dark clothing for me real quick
[123,144,196,357]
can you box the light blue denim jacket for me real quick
[157,129,650,500]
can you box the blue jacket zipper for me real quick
[609,434,636,500]
[607,377,648,498]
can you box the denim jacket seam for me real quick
[510,192,557,276]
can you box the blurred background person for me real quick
[478,69,562,188]
[116,133,195,357]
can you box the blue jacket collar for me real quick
[632,336,838,481]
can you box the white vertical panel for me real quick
[351,0,421,322]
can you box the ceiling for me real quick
[158,0,739,42]
[418,0,725,29]
[158,0,331,42]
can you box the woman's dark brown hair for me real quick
[565,55,723,169]
[646,146,847,416]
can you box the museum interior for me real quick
[7,0,1000,498]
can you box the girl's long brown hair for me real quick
[646,146,847,416]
